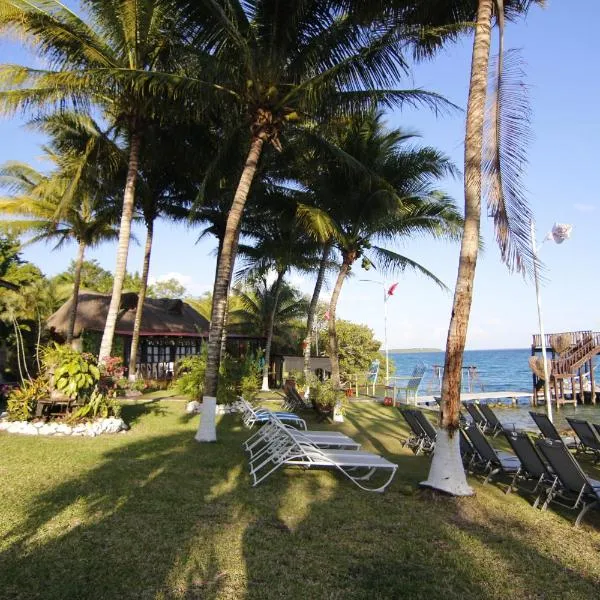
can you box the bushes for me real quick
[6,343,122,422]
[310,379,346,413]
[6,377,48,421]
[174,350,261,403]
[175,353,206,398]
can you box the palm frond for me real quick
[369,246,448,291]
[483,48,535,277]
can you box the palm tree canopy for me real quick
[298,110,463,284]
[230,277,308,353]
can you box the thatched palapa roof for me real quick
[47,292,209,339]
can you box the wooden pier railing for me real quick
[532,330,595,350]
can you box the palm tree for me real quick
[0,0,193,361]
[302,239,334,381]
[230,279,308,360]
[422,0,543,496]
[127,123,205,381]
[299,111,463,387]
[236,202,321,391]
[175,0,454,406]
[0,117,120,343]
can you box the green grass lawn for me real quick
[2,393,600,600]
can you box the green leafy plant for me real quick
[71,388,121,420]
[42,343,100,400]
[239,353,262,402]
[310,379,346,412]
[174,352,207,399]
[53,353,100,400]
[7,377,48,421]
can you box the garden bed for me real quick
[0,416,127,436]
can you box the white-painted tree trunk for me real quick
[195,396,217,442]
[261,374,270,392]
[333,401,344,423]
[420,429,474,496]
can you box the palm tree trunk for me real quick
[328,253,354,388]
[303,240,331,381]
[196,136,264,443]
[12,318,24,385]
[128,219,154,382]
[66,240,86,345]
[99,130,141,363]
[261,269,285,391]
[422,0,493,496]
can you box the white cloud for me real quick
[574,203,596,213]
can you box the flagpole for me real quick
[383,283,389,386]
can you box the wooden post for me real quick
[590,358,596,405]
[578,367,584,405]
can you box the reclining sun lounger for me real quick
[503,429,556,506]
[565,418,600,462]
[248,421,397,492]
[477,404,507,437]
[243,417,361,460]
[463,402,493,434]
[238,397,306,430]
[464,424,521,485]
[282,386,310,412]
[529,412,578,449]
[398,408,435,455]
[535,438,600,526]
[459,427,476,469]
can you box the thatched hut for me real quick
[47,292,263,379]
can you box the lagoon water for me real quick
[391,348,600,431]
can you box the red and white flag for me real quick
[387,282,398,296]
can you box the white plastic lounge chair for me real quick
[245,422,362,466]
[238,397,306,430]
[243,417,361,459]
[248,421,397,492]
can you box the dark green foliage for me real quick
[320,319,383,380]
[310,378,345,410]
[72,388,121,420]
[174,349,261,403]
[175,353,207,399]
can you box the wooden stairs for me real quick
[551,332,600,378]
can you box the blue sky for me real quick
[0,1,598,350]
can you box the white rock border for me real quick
[0,416,128,437]
[185,400,242,415]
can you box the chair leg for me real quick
[574,500,597,527]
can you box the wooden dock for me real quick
[414,391,534,406]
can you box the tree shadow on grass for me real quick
[120,397,170,426]
[0,414,248,600]
[4,401,600,600]
[240,462,600,600]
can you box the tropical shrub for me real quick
[175,353,207,399]
[53,352,100,400]
[40,343,120,421]
[71,388,121,420]
[217,353,261,404]
[238,353,262,402]
[310,379,346,411]
[98,356,126,397]
[6,377,48,421]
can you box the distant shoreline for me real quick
[389,348,443,353]
[389,347,529,354]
